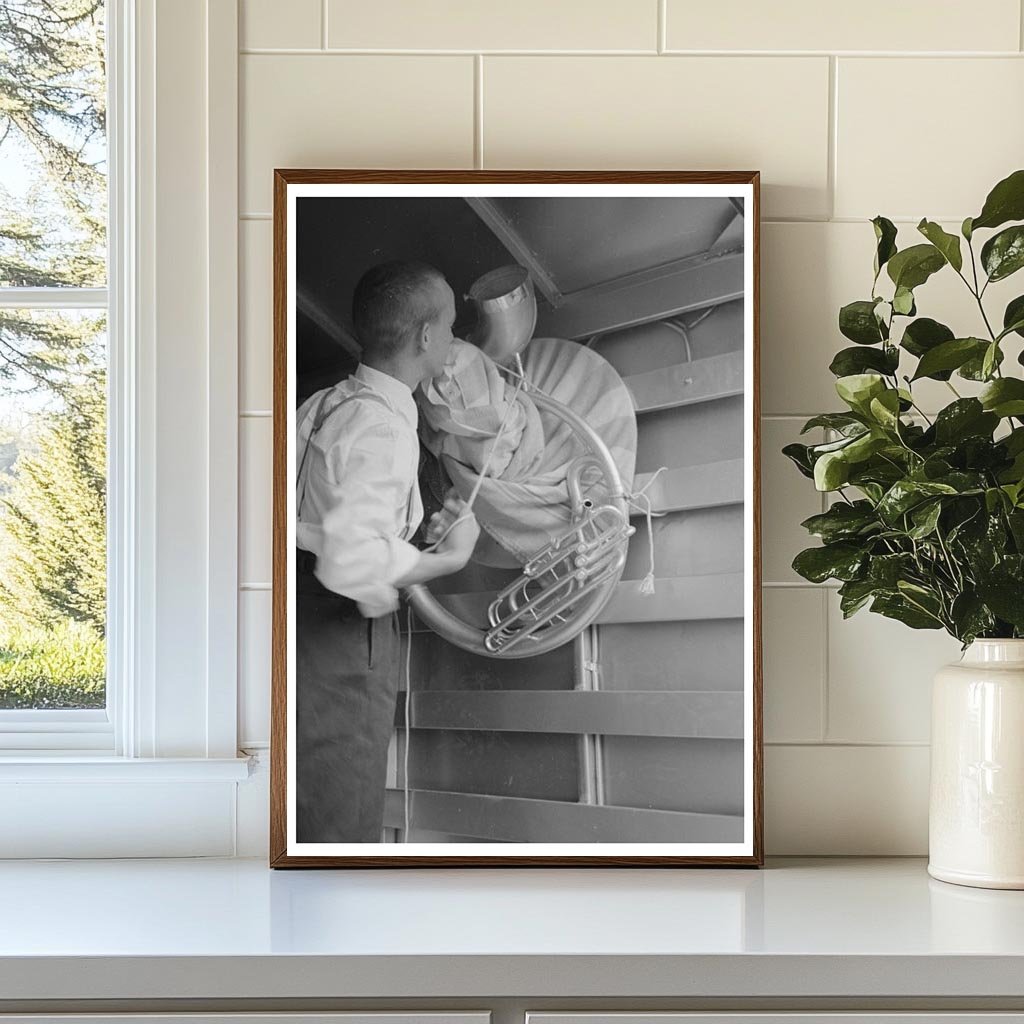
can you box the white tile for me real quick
[762,221,1024,416]
[765,744,929,854]
[760,418,824,584]
[240,417,273,586]
[763,588,824,743]
[241,0,321,50]
[240,220,273,411]
[240,55,474,214]
[328,0,657,51]
[483,56,830,219]
[666,0,1020,52]
[827,597,962,744]
[836,59,1024,221]
[239,590,272,747]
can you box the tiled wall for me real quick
[236,0,1024,854]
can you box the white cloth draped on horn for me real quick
[416,336,637,565]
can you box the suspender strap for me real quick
[295,386,393,518]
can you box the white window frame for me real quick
[0,0,248,857]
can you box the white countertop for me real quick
[2,857,1024,1002]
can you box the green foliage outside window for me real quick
[0,1,107,708]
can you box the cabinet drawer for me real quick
[528,1016,1024,1024]
[0,1016,490,1024]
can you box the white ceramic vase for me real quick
[929,639,1024,889]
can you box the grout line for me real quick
[827,56,838,221]
[660,49,1024,58]
[761,585,839,593]
[321,0,328,50]
[766,741,931,748]
[240,213,271,221]
[240,47,660,56]
[761,216,972,225]
[474,55,484,169]
[820,588,830,743]
[240,583,272,591]
[238,47,1024,57]
[657,0,666,54]
[240,410,272,417]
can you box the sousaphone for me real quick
[405,265,635,659]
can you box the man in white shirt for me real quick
[295,261,480,843]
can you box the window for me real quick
[0,1,110,744]
[0,0,245,856]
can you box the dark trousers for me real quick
[295,554,401,843]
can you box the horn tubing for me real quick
[404,388,630,659]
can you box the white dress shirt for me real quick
[296,364,423,618]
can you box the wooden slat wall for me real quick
[396,276,748,844]
[402,690,743,739]
[625,351,744,413]
[383,789,744,843]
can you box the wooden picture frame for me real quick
[271,170,762,867]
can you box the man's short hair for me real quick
[351,261,447,359]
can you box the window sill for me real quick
[0,755,252,782]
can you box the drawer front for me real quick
[528,1016,1024,1024]
[0,1016,490,1024]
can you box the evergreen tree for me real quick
[0,0,106,395]
[0,365,105,633]
[0,1,107,672]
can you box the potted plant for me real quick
[785,169,1024,889]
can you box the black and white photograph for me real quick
[272,171,762,866]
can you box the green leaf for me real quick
[933,399,999,444]
[866,554,914,589]
[982,341,1001,381]
[981,225,1024,282]
[877,479,958,524]
[1003,295,1024,340]
[979,377,1024,418]
[871,594,943,630]
[960,344,1004,380]
[839,300,887,345]
[962,216,974,241]
[838,579,881,618]
[950,593,995,645]
[835,373,887,413]
[1008,508,1024,548]
[976,574,1024,629]
[792,543,866,583]
[782,442,815,479]
[829,345,899,378]
[868,389,902,430]
[872,216,898,278]
[800,413,866,435]
[971,169,1024,232]
[845,432,888,465]
[892,286,916,316]
[908,500,943,539]
[985,487,1008,514]
[917,219,963,272]
[814,450,850,491]
[900,318,955,368]
[933,470,987,493]
[887,244,946,291]
[911,338,988,381]
[800,501,879,543]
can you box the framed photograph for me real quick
[271,170,762,867]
